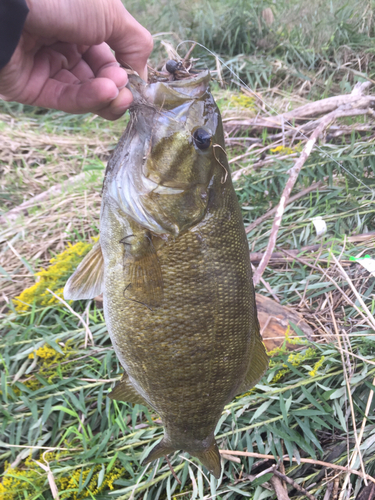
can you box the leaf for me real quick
[51,405,79,418]
[333,399,348,432]
[301,386,326,411]
[251,473,274,488]
[279,393,288,425]
[251,400,273,422]
[97,464,105,489]
[227,485,253,496]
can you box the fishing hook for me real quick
[213,143,229,184]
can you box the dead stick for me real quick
[245,181,323,234]
[270,475,291,500]
[272,466,318,500]
[225,83,373,130]
[165,455,181,485]
[252,103,372,286]
[218,450,375,484]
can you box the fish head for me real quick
[104,70,229,237]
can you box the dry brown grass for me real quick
[0,111,126,308]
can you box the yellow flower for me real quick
[60,464,123,499]
[13,239,97,312]
[270,145,296,155]
[309,356,325,377]
[229,94,256,110]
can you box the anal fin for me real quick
[108,374,148,406]
[64,242,104,300]
[238,330,269,394]
[143,438,175,464]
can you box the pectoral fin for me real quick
[64,242,104,300]
[239,330,269,393]
[124,234,163,309]
[108,374,148,406]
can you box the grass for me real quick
[1,0,375,498]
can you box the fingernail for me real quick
[110,89,120,101]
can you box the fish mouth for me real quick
[129,70,211,109]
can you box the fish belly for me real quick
[101,190,256,446]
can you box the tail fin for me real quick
[143,438,175,464]
[143,436,222,479]
[195,440,221,479]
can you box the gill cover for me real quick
[103,71,221,237]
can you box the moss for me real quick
[13,238,98,312]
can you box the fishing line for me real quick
[176,40,374,194]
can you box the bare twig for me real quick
[271,466,317,500]
[46,289,94,347]
[328,293,368,487]
[252,89,375,287]
[323,481,334,500]
[270,474,291,500]
[329,252,375,331]
[224,82,373,132]
[165,455,181,485]
[218,450,375,484]
[279,248,375,331]
[252,110,338,285]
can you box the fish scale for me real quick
[64,68,269,477]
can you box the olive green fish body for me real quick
[65,71,268,477]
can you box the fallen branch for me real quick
[270,474,291,500]
[252,91,375,286]
[271,466,318,500]
[218,450,375,484]
[223,81,373,132]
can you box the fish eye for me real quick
[192,128,211,150]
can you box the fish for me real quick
[64,68,269,478]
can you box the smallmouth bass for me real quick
[64,69,269,478]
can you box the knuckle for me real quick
[140,29,154,55]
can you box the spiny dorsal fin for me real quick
[239,331,269,394]
[195,440,222,479]
[108,374,148,406]
[64,242,104,300]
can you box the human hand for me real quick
[0,0,153,120]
